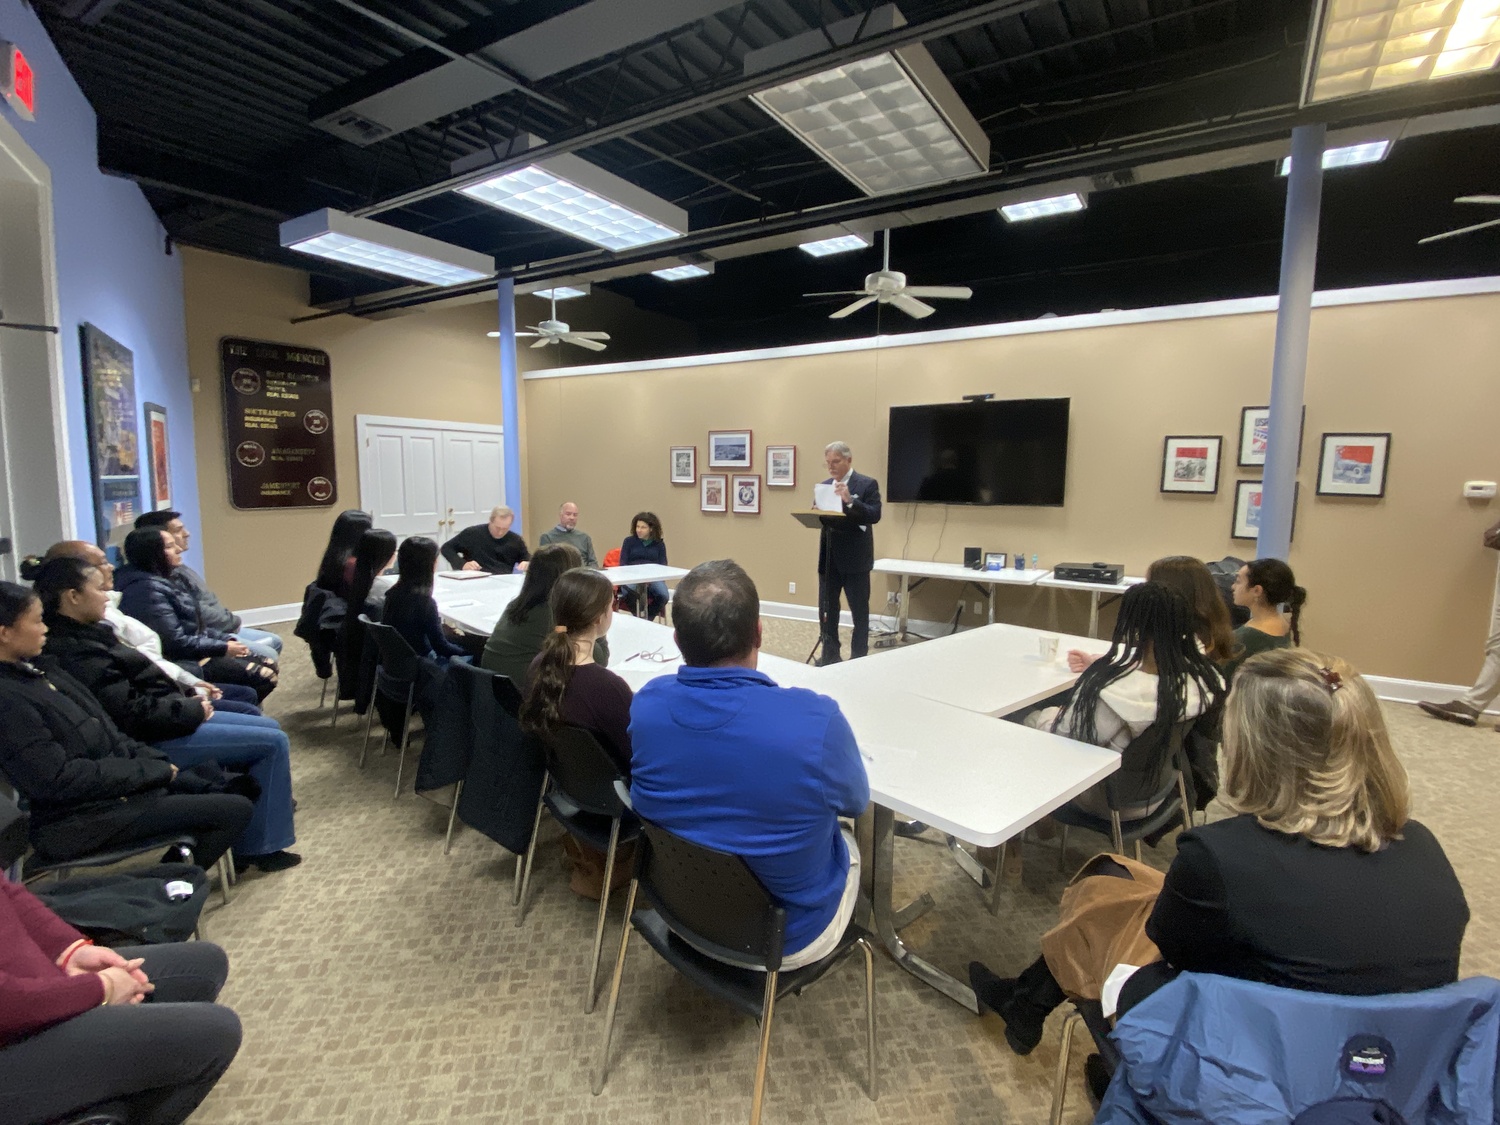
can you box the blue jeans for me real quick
[626,581,670,619]
[209,683,261,715]
[235,627,283,664]
[153,712,295,856]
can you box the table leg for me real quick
[1088,591,1101,638]
[898,575,910,639]
[869,804,979,1012]
[987,585,995,625]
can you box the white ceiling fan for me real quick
[1419,195,1500,244]
[805,230,972,319]
[515,291,611,351]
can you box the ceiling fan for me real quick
[1419,195,1500,244]
[805,230,972,319]
[515,291,611,351]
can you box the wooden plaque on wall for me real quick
[221,337,337,510]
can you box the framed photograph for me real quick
[708,429,752,469]
[1316,433,1391,498]
[984,551,1008,572]
[1232,480,1300,541]
[669,445,696,485]
[1160,435,1221,494]
[1238,406,1306,467]
[700,474,727,513]
[731,473,761,514]
[765,444,796,488]
[144,402,172,510]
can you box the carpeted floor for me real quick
[191,618,1498,1124]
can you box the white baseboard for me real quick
[235,594,1492,714]
[236,603,300,628]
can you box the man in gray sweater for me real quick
[538,501,599,568]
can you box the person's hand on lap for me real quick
[462,561,482,571]
[98,964,153,1005]
[226,641,251,657]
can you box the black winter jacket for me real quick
[0,661,173,858]
[39,615,207,743]
[115,565,231,661]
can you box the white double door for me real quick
[356,416,505,558]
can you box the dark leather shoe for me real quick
[968,962,1016,1016]
[235,850,303,874]
[1419,700,1479,726]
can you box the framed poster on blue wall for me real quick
[79,323,141,550]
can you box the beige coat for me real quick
[1039,854,1165,1000]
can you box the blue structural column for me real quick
[1257,123,1326,561]
[497,277,525,535]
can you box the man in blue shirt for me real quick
[629,560,870,968]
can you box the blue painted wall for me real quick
[0,0,199,549]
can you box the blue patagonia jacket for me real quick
[1095,972,1500,1125]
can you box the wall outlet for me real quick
[973,600,984,615]
[788,581,796,594]
[886,591,900,606]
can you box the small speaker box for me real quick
[963,546,983,570]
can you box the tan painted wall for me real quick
[181,247,692,611]
[523,292,1500,684]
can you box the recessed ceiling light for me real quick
[1278,139,1392,175]
[745,7,988,197]
[799,233,871,257]
[458,151,687,252]
[651,264,712,280]
[999,193,1087,222]
[532,286,587,300]
[279,208,493,286]
[1304,0,1500,103]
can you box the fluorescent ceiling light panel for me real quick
[999,193,1086,222]
[533,286,587,300]
[279,208,493,286]
[1278,139,1392,175]
[1305,0,1500,103]
[651,264,712,280]
[799,233,871,256]
[457,150,687,251]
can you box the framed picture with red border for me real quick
[1160,435,1221,494]
[1316,433,1390,498]
[765,445,796,487]
[732,474,761,514]
[701,474,727,513]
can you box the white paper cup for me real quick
[1038,635,1060,662]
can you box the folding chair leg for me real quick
[393,686,415,799]
[359,700,376,768]
[1050,1010,1083,1125]
[585,817,622,1014]
[224,848,237,886]
[330,693,340,729]
[515,781,548,925]
[216,855,233,907]
[1177,774,1192,832]
[443,781,464,856]
[748,971,779,1125]
[1110,812,1125,855]
[319,677,330,707]
[1057,825,1070,872]
[1133,839,1143,862]
[593,879,638,1096]
[860,937,877,1101]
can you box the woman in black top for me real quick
[970,648,1467,1062]
[380,537,469,722]
[0,581,251,868]
[618,511,669,621]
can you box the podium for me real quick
[790,510,846,529]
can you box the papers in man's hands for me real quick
[812,482,843,512]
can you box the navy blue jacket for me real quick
[114,566,231,661]
[619,536,668,567]
[381,586,466,660]
[817,470,881,575]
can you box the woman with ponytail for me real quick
[970,649,1468,1092]
[519,568,633,899]
[1224,557,1306,680]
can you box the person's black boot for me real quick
[969,960,1052,1055]
[968,962,1016,1015]
[1084,1053,1114,1108]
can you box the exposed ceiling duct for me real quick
[310,0,744,146]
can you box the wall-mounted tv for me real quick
[886,398,1070,507]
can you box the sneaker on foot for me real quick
[1418,700,1479,726]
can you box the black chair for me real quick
[1052,719,1197,866]
[416,658,496,855]
[293,582,344,720]
[360,615,422,797]
[1051,998,1118,1125]
[516,726,639,1013]
[594,814,877,1125]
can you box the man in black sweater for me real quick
[440,506,531,574]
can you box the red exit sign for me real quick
[1,42,35,121]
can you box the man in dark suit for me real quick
[816,441,882,664]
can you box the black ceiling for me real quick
[35,0,1500,354]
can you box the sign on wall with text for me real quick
[221,337,337,510]
[80,324,141,549]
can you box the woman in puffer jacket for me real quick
[115,529,277,700]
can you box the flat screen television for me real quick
[886,398,1070,506]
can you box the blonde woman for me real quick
[972,649,1469,1073]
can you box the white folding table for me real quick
[873,558,1049,638]
[1035,571,1146,637]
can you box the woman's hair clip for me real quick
[1319,667,1343,691]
